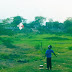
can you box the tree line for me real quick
[0,16,72,35]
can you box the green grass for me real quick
[0,33,72,72]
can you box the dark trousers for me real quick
[47,58,52,69]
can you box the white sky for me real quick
[0,0,72,22]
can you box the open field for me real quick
[0,33,72,72]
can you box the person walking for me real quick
[45,45,57,70]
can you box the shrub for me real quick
[69,47,72,50]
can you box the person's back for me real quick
[46,49,54,58]
[45,45,57,70]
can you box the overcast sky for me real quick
[0,0,72,22]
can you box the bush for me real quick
[0,37,16,48]
[68,47,72,50]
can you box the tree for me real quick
[53,21,60,29]
[2,18,13,24]
[0,23,14,36]
[64,17,72,33]
[46,22,53,29]
[35,16,46,25]
[48,18,53,22]
[0,23,4,35]
[29,21,35,28]
[12,16,26,27]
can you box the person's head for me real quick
[48,45,52,49]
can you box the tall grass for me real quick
[0,33,72,72]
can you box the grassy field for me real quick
[0,33,72,72]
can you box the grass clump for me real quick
[68,47,72,50]
[34,44,40,50]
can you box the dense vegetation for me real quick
[0,16,72,35]
[0,16,72,72]
[0,33,72,72]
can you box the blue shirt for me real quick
[45,49,54,58]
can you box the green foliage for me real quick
[12,16,26,27]
[66,27,72,33]
[0,37,16,48]
[0,23,14,36]
[46,22,53,29]
[1,16,72,35]
[0,53,10,59]
[13,16,22,25]
[2,18,11,24]
[46,21,64,33]
[0,16,72,72]
[17,59,29,63]
[35,16,46,25]
[34,44,40,49]
[53,21,60,29]
[0,23,5,35]
[64,17,72,33]
[0,33,72,72]
[33,57,42,61]
[0,64,7,70]
[68,47,72,50]
[44,37,69,40]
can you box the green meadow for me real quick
[0,33,72,72]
